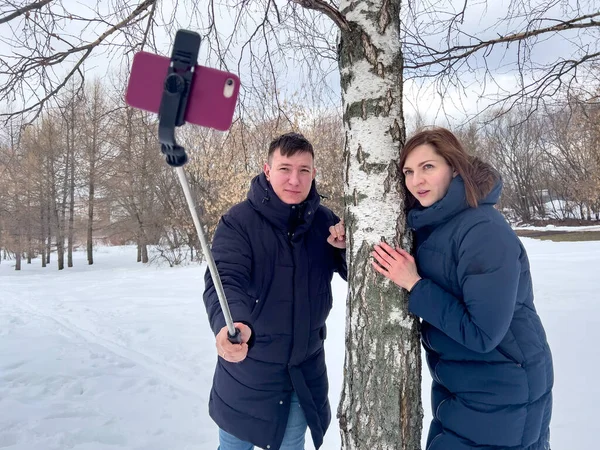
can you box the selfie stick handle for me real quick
[158,30,241,344]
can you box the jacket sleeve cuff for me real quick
[211,303,253,334]
[238,320,256,349]
[408,277,423,293]
[407,278,433,320]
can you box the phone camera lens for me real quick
[223,78,235,98]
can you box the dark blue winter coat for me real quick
[203,173,347,450]
[407,175,553,450]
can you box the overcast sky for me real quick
[1,0,597,126]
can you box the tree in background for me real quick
[481,109,547,222]
[403,0,600,120]
[542,93,600,220]
[80,81,113,265]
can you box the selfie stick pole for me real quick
[156,30,241,344]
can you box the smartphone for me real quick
[125,51,240,131]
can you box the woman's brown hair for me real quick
[399,127,498,209]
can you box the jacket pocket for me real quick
[254,334,273,344]
[496,346,523,367]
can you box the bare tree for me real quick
[0,0,165,122]
[55,82,84,267]
[105,105,167,262]
[481,109,547,222]
[542,93,600,220]
[81,80,113,264]
[402,0,600,119]
[303,113,345,215]
[34,114,68,270]
[18,121,51,267]
[0,115,26,269]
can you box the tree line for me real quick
[454,93,600,224]
[0,80,344,270]
[1,78,598,271]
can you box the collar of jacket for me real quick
[247,172,321,234]
[407,175,503,230]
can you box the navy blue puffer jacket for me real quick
[408,176,553,450]
[203,173,347,450]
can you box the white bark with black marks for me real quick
[337,1,422,449]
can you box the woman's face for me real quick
[402,144,455,207]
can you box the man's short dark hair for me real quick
[268,132,314,162]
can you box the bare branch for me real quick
[140,0,159,51]
[0,0,54,25]
[406,11,600,69]
[401,0,600,121]
[0,0,156,122]
[289,0,350,32]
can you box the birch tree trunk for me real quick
[67,103,76,268]
[46,201,52,265]
[46,123,65,271]
[40,196,47,268]
[87,148,96,265]
[86,85,101,265]
[68,152,75,268]
[139,134,150,264]
[81,81,107,266]
[26,191,32,264]
[336,1,422,448]
[54,189,65,270]
[15,240,21,271]
[59,137,69,270]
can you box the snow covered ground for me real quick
[1,238,598,450]
[514,224,600,232]
[540,199,595,221]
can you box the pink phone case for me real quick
[125,51,240,131]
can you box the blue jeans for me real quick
[218,391,307,450]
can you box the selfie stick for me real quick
[156,29,241,344]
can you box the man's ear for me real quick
[312,167,317,180]
[263,162,271,181]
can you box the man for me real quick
[203,132,347,450]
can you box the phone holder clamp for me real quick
[158,30,201,167]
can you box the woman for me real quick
[372,127,553,450]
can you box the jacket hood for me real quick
[408,174,502,230]
[247,172,321,234]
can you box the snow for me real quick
[540,199,588,221]
[514,224,600,232]
[1,239,598,449]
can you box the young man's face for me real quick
[263,148,317,204]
